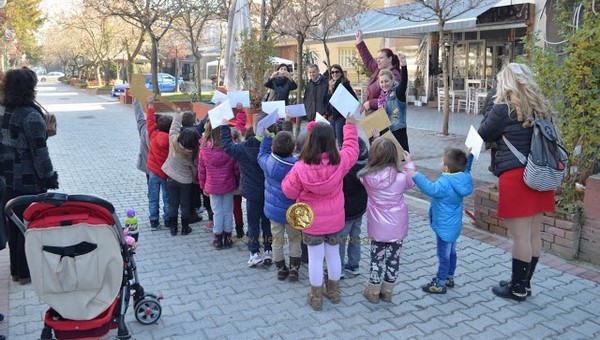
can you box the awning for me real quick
[326,0,533,42]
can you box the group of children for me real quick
[136,87,474,311]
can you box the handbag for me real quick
[35,100,57,137]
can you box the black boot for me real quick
[181,218,192,235]
[288,257,301,281]
[275,260,289,281]
[223,232,233,249]
[498,256,538,297]
[212,233,223,249]
[492,258,529,301]
[169,219,178,236]
[235,224,244,238]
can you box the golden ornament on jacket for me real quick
[286,202,314,231]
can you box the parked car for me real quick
[111,73,183,97]
[39,72,65,82]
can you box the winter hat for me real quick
[306,121,317,131]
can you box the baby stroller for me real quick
[5,193,162,340]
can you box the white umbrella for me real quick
[224,0,251,91]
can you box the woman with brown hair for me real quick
[326,64,357,147]
[0,68,59,284]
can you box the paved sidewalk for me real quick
[3,83,600,339]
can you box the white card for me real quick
[208,100,234,128]
[262,100,286,118]
[315,112,329,124]
[227,91,250,108]
[211,90,228,104]
[256,109,279,135]
[465,125,484,160]
[328,84,359,118]
[286,103,307,117]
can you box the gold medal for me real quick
[286,202,314,231]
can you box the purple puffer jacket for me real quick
[282,124,359,235]
[198,140,239,195]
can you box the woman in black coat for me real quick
[326,64,358,147]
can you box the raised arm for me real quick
[220,123,244,159]
[257,135,273,171]
[133,100,147,137]
[355,30,378,74]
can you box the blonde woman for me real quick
[478,63,555,301]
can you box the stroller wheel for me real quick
[134,296,162,325]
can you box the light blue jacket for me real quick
[384,82,407,131]
[413,155,474,242]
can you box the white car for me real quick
[39,72,65,82]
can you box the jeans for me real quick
[167,178,192,223]
[338,216,362,271]
[369,241,403,284]
[436,235,457,286]
[270,221,301,262]
[332,117,345,148]
[210,192,233,234]
[148,173,170,223]
[246,199,272,253]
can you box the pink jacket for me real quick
[359,161,415,242]
[198,141,240,195]
[282,124,359,235]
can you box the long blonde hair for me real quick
[494,63,550,127]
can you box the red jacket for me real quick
[229,109,247,135]
[146,107,170,179]
[198,140,240,195]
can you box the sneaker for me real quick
[433,276,455,288]
[204,221,214,232]
[150,220,160,230]
[421,280,447,294]
[196,207,206,214]
[263,250,273,266]
[247,253,264,267]
[344,267,360,277]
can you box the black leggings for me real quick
[392,128,409,152]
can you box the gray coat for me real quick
[133,101,150,174]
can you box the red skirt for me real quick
[497,167,555,218]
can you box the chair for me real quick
[437,87,455,112]
[466,87,477,114]
[457,90,469,113]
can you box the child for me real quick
[181,111,204,224]
[198,120,240,249]
[339,138,369,278]
[411,148,473,294]
[146,97,172,230]
[282,119,359,310]
[230,127,245,239]
[162,109,200,236]
[258,128,299,279]
[377,66,409,152]
[220,119,273,265]
[231,102,248,135]
[358,138,415,303]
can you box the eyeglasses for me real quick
[331,70,341,74]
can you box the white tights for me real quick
[308,243,341,286]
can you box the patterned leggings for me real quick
[369,241,403,284]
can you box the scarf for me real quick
[377,90,389,109]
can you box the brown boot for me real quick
[308,285,323,311]
[380,281,395,302]
[326,279,340,304]
[363,282,381,304]
[288,257,301,281]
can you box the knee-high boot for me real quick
[492,258,529,301]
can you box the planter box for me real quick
[153,100,193,112]
[474,186,600,264]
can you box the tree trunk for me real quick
[150,32,160,95]
[323,40,331,78]
[195,56,202,99]
[440,27,449,136]
[294,35,305,137]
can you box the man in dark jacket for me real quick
[303,64,328,121]
[339,138,369,277]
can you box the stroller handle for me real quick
[5,193,116,234]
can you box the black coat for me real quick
[264,76,297,105]
[303,75,328,121]
[327,80,357,120]
[343,139,368,220]
[478,103,533,176]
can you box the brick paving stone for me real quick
[441,324,480,338]
[517,323,560,338]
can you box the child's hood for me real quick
[360,166,401,190]
[295,153,346,195]
[441,171,473,197]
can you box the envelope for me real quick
[211,90,228,104]
[328,85,359,118]
[359,108,391,138]
[286,103,307,117]
[227,91,250,107]
[256,109,279,134]
[465,125,484,160]
[262,100,286,118]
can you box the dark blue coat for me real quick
[257,135,298,224]
[221,125,265,201]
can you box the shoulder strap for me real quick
[502,135,527,164]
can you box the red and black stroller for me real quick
[5,193,162,340]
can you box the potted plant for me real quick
[413,76,423,106]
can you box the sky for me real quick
[40,0,81,17]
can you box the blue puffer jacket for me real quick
[413,154,474,242]
[221,125,265,201]
[258,135,298,224]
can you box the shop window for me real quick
[465,31,478,40]
[338,48,356,69]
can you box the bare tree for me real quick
[41,23,84,76]
[254,0,287,42]
[173,0,228,97]
[309,0,369,73]
[381,0,490,135]
[86,0,181,94]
